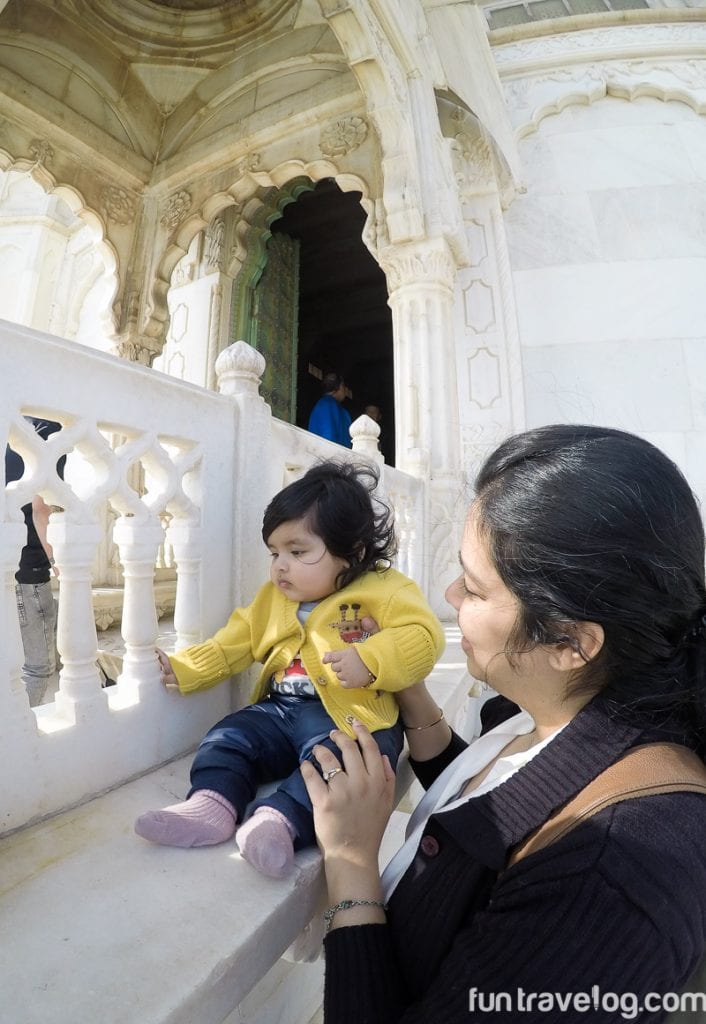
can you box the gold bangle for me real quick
[403,708,444,731]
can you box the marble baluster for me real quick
[113,515,164,695]
[166,519,201,650]
[47,514,105,719]
[396,499,411,578]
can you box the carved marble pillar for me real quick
[383,242,460,476]
[397,499,419,583]
[166,520,201,649]
[47,516,106,719]
[382,241,463,615]
[215,340,277,608]
[441,98,526,470]
[112,516,164,695]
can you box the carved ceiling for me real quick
[151,1,238,8]
[74,0,301,61]
[0,0,354,170]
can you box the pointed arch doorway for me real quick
[242,178,395,464]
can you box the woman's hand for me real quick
[356,617,452,759]
[394,679,437,723]
[302,721,396,868]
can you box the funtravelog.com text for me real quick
[469,987,706,1019]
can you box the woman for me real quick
[301,424,706,1023]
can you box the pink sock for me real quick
[134,789,237,847]
[236,808,296,878]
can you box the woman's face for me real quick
[445,508,531,694]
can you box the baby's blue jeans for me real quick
[189,693,403,847]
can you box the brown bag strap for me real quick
[508,742,706,869]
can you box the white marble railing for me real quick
[1,324,428,836]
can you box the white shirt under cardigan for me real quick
[382,710,565,900]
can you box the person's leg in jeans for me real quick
[15,581,58,707]
[237,702,404,876]
[135,697,301,848]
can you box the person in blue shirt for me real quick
[307,372,352,448]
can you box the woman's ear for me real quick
[547,622,605,672]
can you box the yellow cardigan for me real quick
[169,567,445,736]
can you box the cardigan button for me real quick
[317,676,327,686]
[420,834,440,857]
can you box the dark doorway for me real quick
[270,178,395,464]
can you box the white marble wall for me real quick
[504,95,706,503]
[0,168,115,351]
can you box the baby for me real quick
[135,460,445,876]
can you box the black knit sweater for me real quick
[323,695,706,1023]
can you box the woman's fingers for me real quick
[301,758,331,804]
[302,727,394,865]
[352,720,390,776]
[304,723,395,800]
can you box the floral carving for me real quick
[160,189,192,230]
[494,23,706,69]
[100,185,137,225]
[30,139,54,166]
[320,116,368,157]
[234,153,262,178]
[450,131,494,197]
[205,218,225,271]
[382,246,456,292]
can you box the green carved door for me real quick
[249,233,300,423]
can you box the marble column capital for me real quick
[380,240,457,293]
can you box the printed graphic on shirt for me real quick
[329,603,372,644]
[270,655,316,697]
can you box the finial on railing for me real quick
[215,340,266,398]
[350,414,382,461]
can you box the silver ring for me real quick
[322,767,344,783]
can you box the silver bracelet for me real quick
[323,898,387,934]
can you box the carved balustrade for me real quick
[1,324,429,836]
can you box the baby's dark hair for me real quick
[261,460,396,590]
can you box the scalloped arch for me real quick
[517,75,706,139]
[0,150,119,302]
[148,160,374,350]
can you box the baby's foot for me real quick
[134,789,237,847]
[236,808,296,878]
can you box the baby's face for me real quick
[266,518,349,603]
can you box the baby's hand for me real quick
[322,647,376,689]
[156,648,178,687]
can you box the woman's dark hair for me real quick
[262,460,396,590]
[475,424,706,742]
